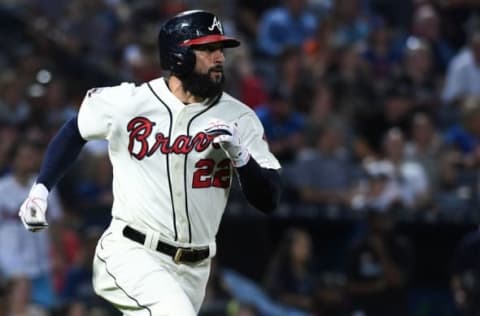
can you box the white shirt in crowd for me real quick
[0,175,62,278]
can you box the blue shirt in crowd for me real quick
[256,106,305,141]
[257,7,318,56]
[444,125,479,154]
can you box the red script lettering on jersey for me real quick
[127,117,216,159]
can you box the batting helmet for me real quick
[158,10,240,76]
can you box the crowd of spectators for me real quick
[1,0,480,315]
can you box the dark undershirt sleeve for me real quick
[37,115,87,191]
[236,157,282,214]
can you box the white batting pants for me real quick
[92,219,211,316]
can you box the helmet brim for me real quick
[180,35,240,48]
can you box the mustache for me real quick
[208,66,224,73]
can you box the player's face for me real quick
[192,43,225,82]
[180,43,226,99]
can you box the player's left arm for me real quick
[206,113,282,213]
[236,156,282,214]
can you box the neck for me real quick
[167,76,204,104]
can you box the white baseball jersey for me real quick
[0,175,61,278]
[77,77,280,246]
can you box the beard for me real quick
[180,66,225,99]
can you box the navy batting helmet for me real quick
[158,10,240,76]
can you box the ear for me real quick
[169,46,196,76]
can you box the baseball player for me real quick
[18,10,282,316]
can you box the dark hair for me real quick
[263,228,312,292]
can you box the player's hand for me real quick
[18,183,49,232]
[205,121,250,167]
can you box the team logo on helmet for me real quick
[208,16,223,33]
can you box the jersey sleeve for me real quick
[77,87,115,140]
[238,112,281,170]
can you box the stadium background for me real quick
[1,0,480,315]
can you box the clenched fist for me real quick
[205,121,250,167]
[18,183,49,232]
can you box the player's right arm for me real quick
[19,115,87,231]
[19,86,118,232]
